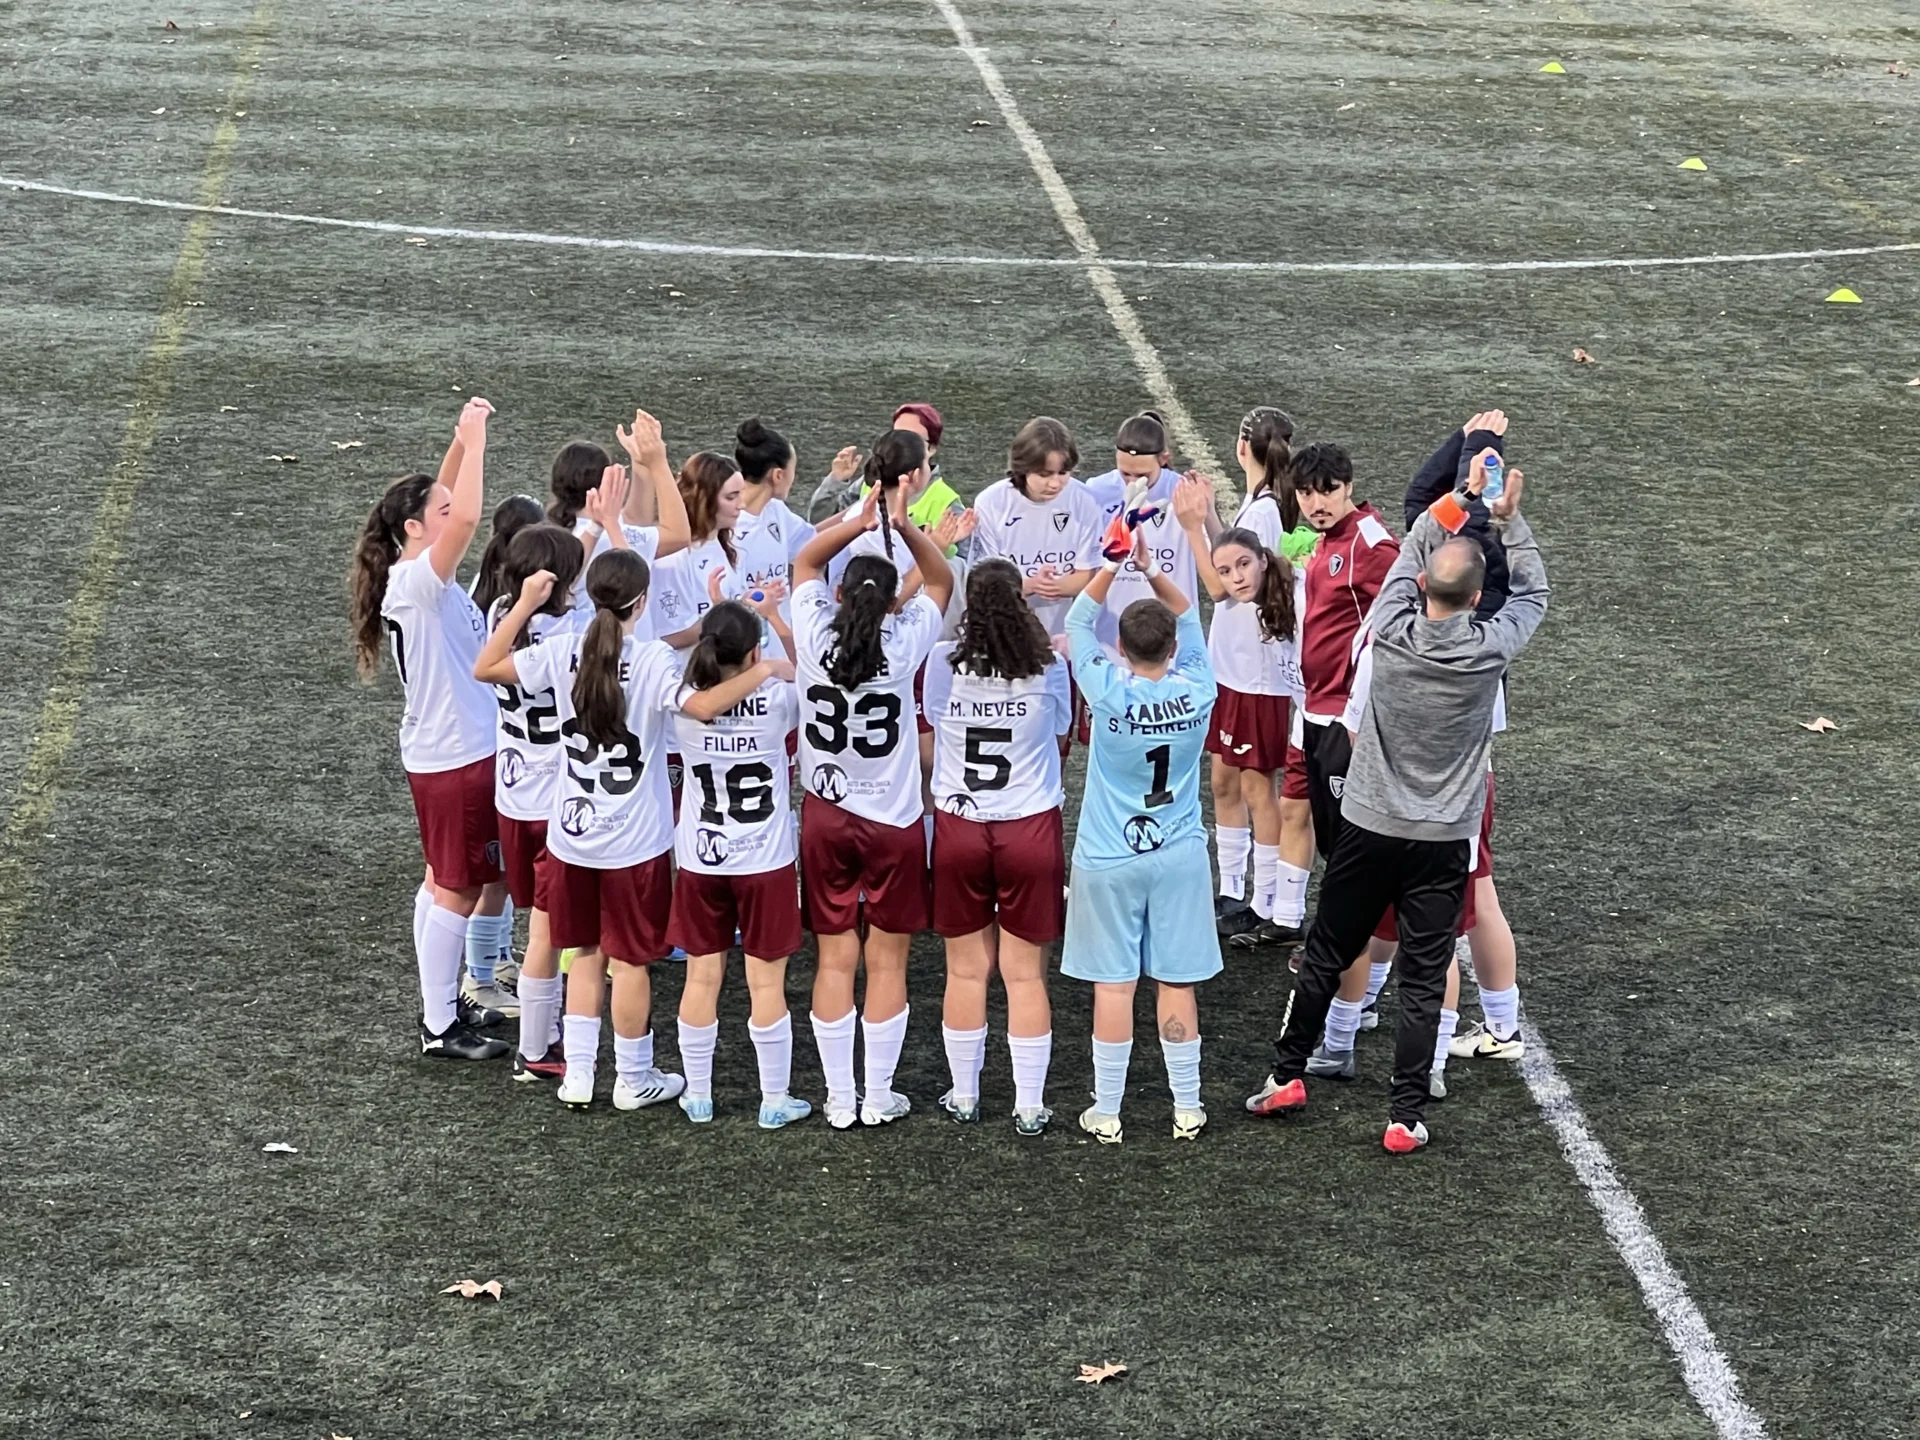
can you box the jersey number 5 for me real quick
[961,726,1013,792]
[805,685,901,758]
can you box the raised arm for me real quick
[893,490,956,615]
[618,409,690,557]
[472,568,554,685]
[794,485,880,586]
[427,398,492,583]
[1173,473,1227,601]
[680,656,796,722]
[1480,472,1547,659]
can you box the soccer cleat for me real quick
[1172,1105,1208,1140]
[1286,948,1303,974]
[1217,907,1261,943]
[1013,1104,1053,1136]
[938,1089,981,1124]
[1244,1074,1308,1117]
[1305,1043,1357,1080]
[494,957,522,991]
[1357,999,1380,1031]
[1229,918,1304,950]
[679,1093,715,1124]
[612,1069,687,1110]
[1383,1120,1430,1154]
[824,1095,860,1130]
[455,991,506,1030]
[860,1089,912,1126]
[460,976,520,1020]
[1078,1106,1124,1144]
[1429,1070,1448,1101]
[1448,1021,1524,1061]
[510,1045,566,1082]
[758,1094,814,1130]
[419,1018,510,1062]
[557,1069,595,1110]
[1214,893,1252,924]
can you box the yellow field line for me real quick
[0,2,276,960]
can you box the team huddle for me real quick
[350,395,1547,1152]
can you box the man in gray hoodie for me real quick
[1245,449,1548,1152]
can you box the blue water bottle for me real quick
[1480,452,1504,503]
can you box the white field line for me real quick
[9,174,1917,276]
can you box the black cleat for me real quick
[511,1045,567,1082]
[1217,905,1260,941]
[1214,893,1251,922]
[1228,918,1306,949]
[420,1018,510,1061]
[456,992,506,1030]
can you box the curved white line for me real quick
[7,174,1918,276]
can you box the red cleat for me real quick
[1244,1075,1308,1117]
[1383,1121,1430,1154]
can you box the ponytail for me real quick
[471,494,545,615]
[950,559,1051,681]
[826,554,899,690]
[683,600,762,691]
[1115,409,1169,458]
[1214,527,1297,645]
[1239,406,1300,531]
[572,549,650,747]
[861,427,928,563]
[349,473,434,678]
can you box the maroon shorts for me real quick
[931,808,1066,944]
[800,792,930,936]
[1282,740,1310,801]
[1205,688,1291,773]
[497,814,553,911]
[669,862,804,959]
[407,756,502,891]
[1373,773,1497,944]
[1072,678,1091,746]
[913,666,933,736]
[547,852,674,963]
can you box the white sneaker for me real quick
[557,1068,595,1110]
[1172,1105,1208,1140]
[860,1089,912,1126]
[460,976,521,1019]
[1078,1106,1123,1145]
[825,1094,860,1130]
[1448,1021,1524,1061]
[495,957,521,991]
[1430,1070,1448,1101]
[613,1069,687,1111]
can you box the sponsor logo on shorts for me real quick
[694,827,730,866]
[485,840,502,869]
[1123,814,1164,854]
[561,796,597,836]
[499,748,527,787]
[1052,511,1070,531]
[811,762,849,803]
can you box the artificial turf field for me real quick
[3,0,1918,1435]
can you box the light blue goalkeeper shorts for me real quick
[1060,832,1223,985]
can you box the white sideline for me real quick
[7,174,1917,276]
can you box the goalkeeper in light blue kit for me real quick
[1062,491,1221,1144]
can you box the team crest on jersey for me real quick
[499,748,527,788]
[1328,776,1345,800]
[767,521,781,542]
[1052,511,1070,532]
[666,757,684,789]
[943,793,979,817]
[811,762,849,803]
[560,797,596,836]
[1328,554,1345,577]
[694,828,730,866]
[1151,509,1168,527]
[1123,815,1164,854]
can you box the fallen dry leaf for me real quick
[969,119,992,128]
[260,1142,299,1154]
[1888,61,1911,78]
[1337,102,1356,111]
[441,1279,503,1301]
[164,19,179,30]
[1800,717,1838,733]
[1907,377,1920,387]
[405,236,428,246]
[220,405,239,412]
[331,439,364,450]
[1076,1361,1128,1385]
[1572,347,1596,363]
[267,454,299,464]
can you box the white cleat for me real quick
[460,976,520,1019]
[860,1089,912,1126]
[1172,1105,1208,1140]
[824,1095,860,1130]
[1448,1021,1524,1061]
[613,1069,687,1111]
[1078,1106,1123,1145]
[556,1068,595,1111]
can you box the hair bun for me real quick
[736,416,768,444]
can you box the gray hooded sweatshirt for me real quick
[1341,506,1548,842]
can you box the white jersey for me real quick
[921,644,1072,822]
[381,555,497,774]
[512,633,681,868]
[489,602,585,820]
[825,500,918,588]
[733,498,814,617]
[571,519,663,644]
[1078,468,1200,653]
[650,536,739,646]
[968,478,1104,636]
[1208,495,1302,699]
[791,578,943,829]
[670,675,798,875]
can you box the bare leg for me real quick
[812,931,860,1023]
[999,934,1049,1038]
[943,929,993,1032]
[680,953,726,1029]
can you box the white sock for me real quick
[464,910,503,987]
[418,906,467,1034]
[1160,1036,1202,1110]
[1323,996,1364,1053]
[1091,1037,1131,1116]
[1214,824,1251,900]
[749,1012,794,1102]
[1480,984,1521,1040]
[862,1005,910,1100]
[1008,1031,1052,1111]
[562,1013,600,1086]
[942,1022,989,1105]
[412,884,434,959]
[679,1018,719,1099]
[1275,861,1310,928]
[811,1010,857,1111]
[1250,843,1281,919]
[1433,1007,1460,1074]
[1364,960,1392,1007]
[614,1030,652,1087]
[517,974,562,1060]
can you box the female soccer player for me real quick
[1079,410,1199,658]
[473,551,784,1111]
[652,452,751,650]
[969,417,1103,637]
[791,447,954,1129]
[667,601,811,1129]
[1062,525,1219,1144]
[922,559,1073,1134]
[1173,474,1309,952]
[732,417,817,624]
[548,410,692,629]
[349,397,509,1062]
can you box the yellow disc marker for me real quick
[1825,288,1862,303]
[1540,60,1567,73]
[1679,156,1708,171]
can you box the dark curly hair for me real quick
[948,558,1052,681]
